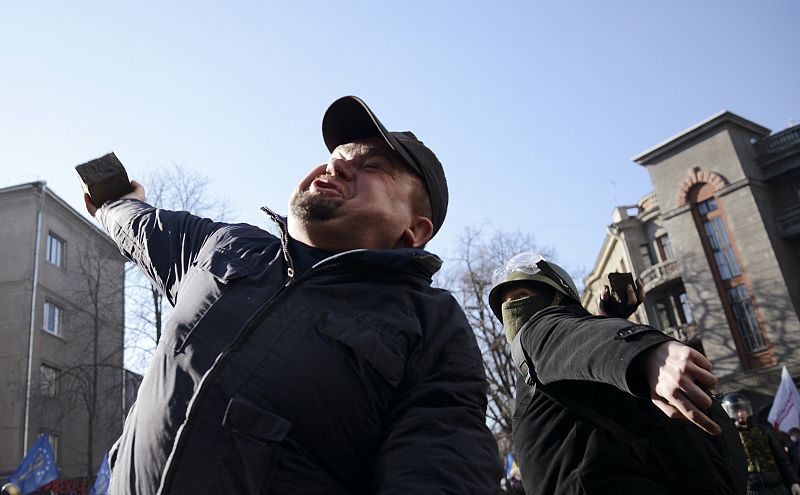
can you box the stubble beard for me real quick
[289,189,342,223]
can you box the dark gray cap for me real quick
[322,96,448,238]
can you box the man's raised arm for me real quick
[85,179,226,306]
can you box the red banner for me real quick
[39,478,89,495]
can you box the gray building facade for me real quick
[0,182,127,481]
[584,111,800,395]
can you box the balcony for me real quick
[640,259,681,293]
[756,124,800,168]
[778,204,800,238]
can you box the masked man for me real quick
[490,252,746,494]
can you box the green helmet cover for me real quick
[488,253,580,321]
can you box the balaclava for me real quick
[500,286,558,343]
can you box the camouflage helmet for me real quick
[721,392,753,420]
[488,252,580,321]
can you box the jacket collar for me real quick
[260,206,442,280]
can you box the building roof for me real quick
[0,181,117,246]
[632,110,771,166]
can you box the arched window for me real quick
[692,183,773,368]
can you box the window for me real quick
[46,233,64,267]
[678,292,694,324]
[639,244,654,267]
[40,364,58,398]
[655,299,675,330]
[693,183,769,366]
[727,285,766,352]
[697,197,718,215]
[703,216,741,280]
[43,301,62,335]
[657,235,674,261]
[41,432,58,463]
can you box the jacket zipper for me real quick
[260,206,296,285]
[159,215,347,494]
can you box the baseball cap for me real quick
[322,95,448,238]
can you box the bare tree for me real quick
[439,225,554,450]
[35,235,126,481]
[125,163,232,373]
[144,163,233,220]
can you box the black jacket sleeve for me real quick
[374,292,503,494]
[520,305,674,396]
[96,199,227,306]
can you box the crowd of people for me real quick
[77,95,796,494]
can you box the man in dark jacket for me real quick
[83,96,502,494]
[489,252,746,494]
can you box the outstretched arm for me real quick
[521,306,721,434]
[593,277,720,434]
[86,179,227,305]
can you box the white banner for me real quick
[768,366,800,433]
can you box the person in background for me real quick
[722,393,800,495]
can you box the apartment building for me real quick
[0,182,127,481]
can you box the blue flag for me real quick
[505,451,518,479]
[5,434,58,494]
[88,452,110,495]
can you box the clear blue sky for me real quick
[2,1,798,284]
